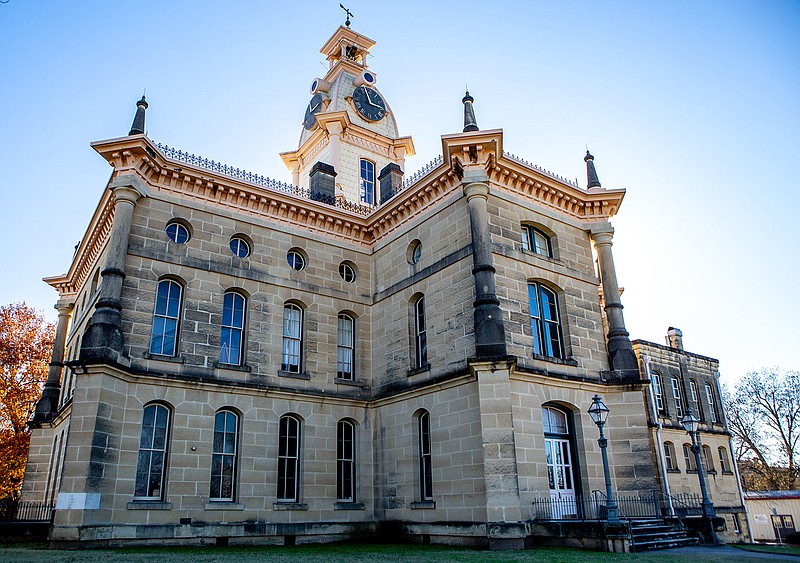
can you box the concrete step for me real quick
[630,536,699,552]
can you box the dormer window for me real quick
[360,159,375,205]
[521,225,553,258]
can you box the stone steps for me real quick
[629,519,699,552]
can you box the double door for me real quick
[545,437,576,518]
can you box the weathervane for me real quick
[339,3,353,27]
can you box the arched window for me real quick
[521,225,553,258]
[705,383,718,423]
[281,303,303,374]
[134,403,171,499]
[671,377,684,419]
[413,295,428,368]
[528,282,564,359]
[337,313,355,380]
[360,159,375,205]
[165,220,190,244]
[689,380,701,419]
[652,372,664,413]
[663,441,677,471]
[718,447,730,473]
[701,445,715,472]
[220,291,246,365]
[150,279,183,356]
[210,410,238,501]
[277,414,301,502]
[417,410,433,501]
[683,443,696,471]
[337,419,356,502]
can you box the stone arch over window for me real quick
[149,277,185,357]
[210,408,240,501]
[277,413,303,502]
[527,280,566,360]
[220,289,248,366]
[336,418,357,502]
[134,401,172,500]
[521,222,556,258]
[281,301,305,374]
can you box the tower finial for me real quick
[128,94,148,136]
[339,3,353,27]
[462,89,479,133]
[584,149,602,189]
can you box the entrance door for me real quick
[543,407,577,518]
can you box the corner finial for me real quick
[128,95,148,136]
[339,3,353,27]
[462,89,479,133]
[584,149,602,189]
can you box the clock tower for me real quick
[281,25,414,207]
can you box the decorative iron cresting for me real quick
[503,151,580,188]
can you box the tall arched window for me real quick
[718,446,730,473]
[701,445,715,472]
[220,291,246,365]
[689,380,701,419]
[413,295,428,369]
[210,410,238,501]
[705,383,718,423]
[150,279,183,356]
[360,159,375,205]
[671,377,684,419]
[277,415,301,502]
[652,372,664,413]
[281,303,304,374]
[418,410,433,501]
[683,443,695,471]
[134,403,171,499]
[528,282,564,359]
[337,419,356,502]
[337,313,355,380]
[663,441,677,471]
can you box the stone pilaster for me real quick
[590,223,638,376]
[463,171,507,357]
[31,299,73,424]
[80,181,144,365]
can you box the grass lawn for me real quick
[733,543,800,557]
[0,542,766,563]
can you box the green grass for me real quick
[732,543,800,556]
[0,542,764,563]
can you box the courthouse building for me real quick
[22,23,748,549]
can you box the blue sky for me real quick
[1,1,798,386]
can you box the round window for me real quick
[339,262,356,283]
[287,249,306,271]
[230,236,250,258]
[165,221,190,244]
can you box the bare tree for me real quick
[725,368,800,490]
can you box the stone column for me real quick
[81,183,143,364]
[325,122,344,199]
[590,223,638,374]
[31,299,73,424]
[463,170,507,358]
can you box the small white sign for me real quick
[56,492,101,510]
[754,514,770,523]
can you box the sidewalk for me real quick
[669,545,799,561]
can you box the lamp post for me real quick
[588,394,620,524]
[680,409,716,519]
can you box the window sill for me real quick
[143,353,185,364]
[407,364,431,377]
[273,502,308,511]
[205,502,244,511]
[278,370,310,380]
[531,353,578,367]
[334,502,365,510]
[666,468,681,474]
[127,501,172,510]
[722,471,734,475]
[334,377,365,388]
[213,362,252,373]
[411,500,436,510]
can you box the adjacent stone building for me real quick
[22,23,747,549]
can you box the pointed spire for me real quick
[584,149,602,189]
[128,95,148,136]
[462,90,479,133]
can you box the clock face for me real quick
[303,92,324,130]
[352,86,386,122]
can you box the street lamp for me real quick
[588,394,620,524]
[680,409,716,519]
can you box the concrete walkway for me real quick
[668,545,799,561]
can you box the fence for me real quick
[531,491,703,521]
[0,499,54,523]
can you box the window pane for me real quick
[521,226,530,251]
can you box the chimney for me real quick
[666,327,683,350]
[378,163,403,204]
[309,162,336,204]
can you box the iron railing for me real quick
[503,151,579,188]
[0,499,55,522]
[531,491,703,522]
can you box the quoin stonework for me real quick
[23,23,749,551]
